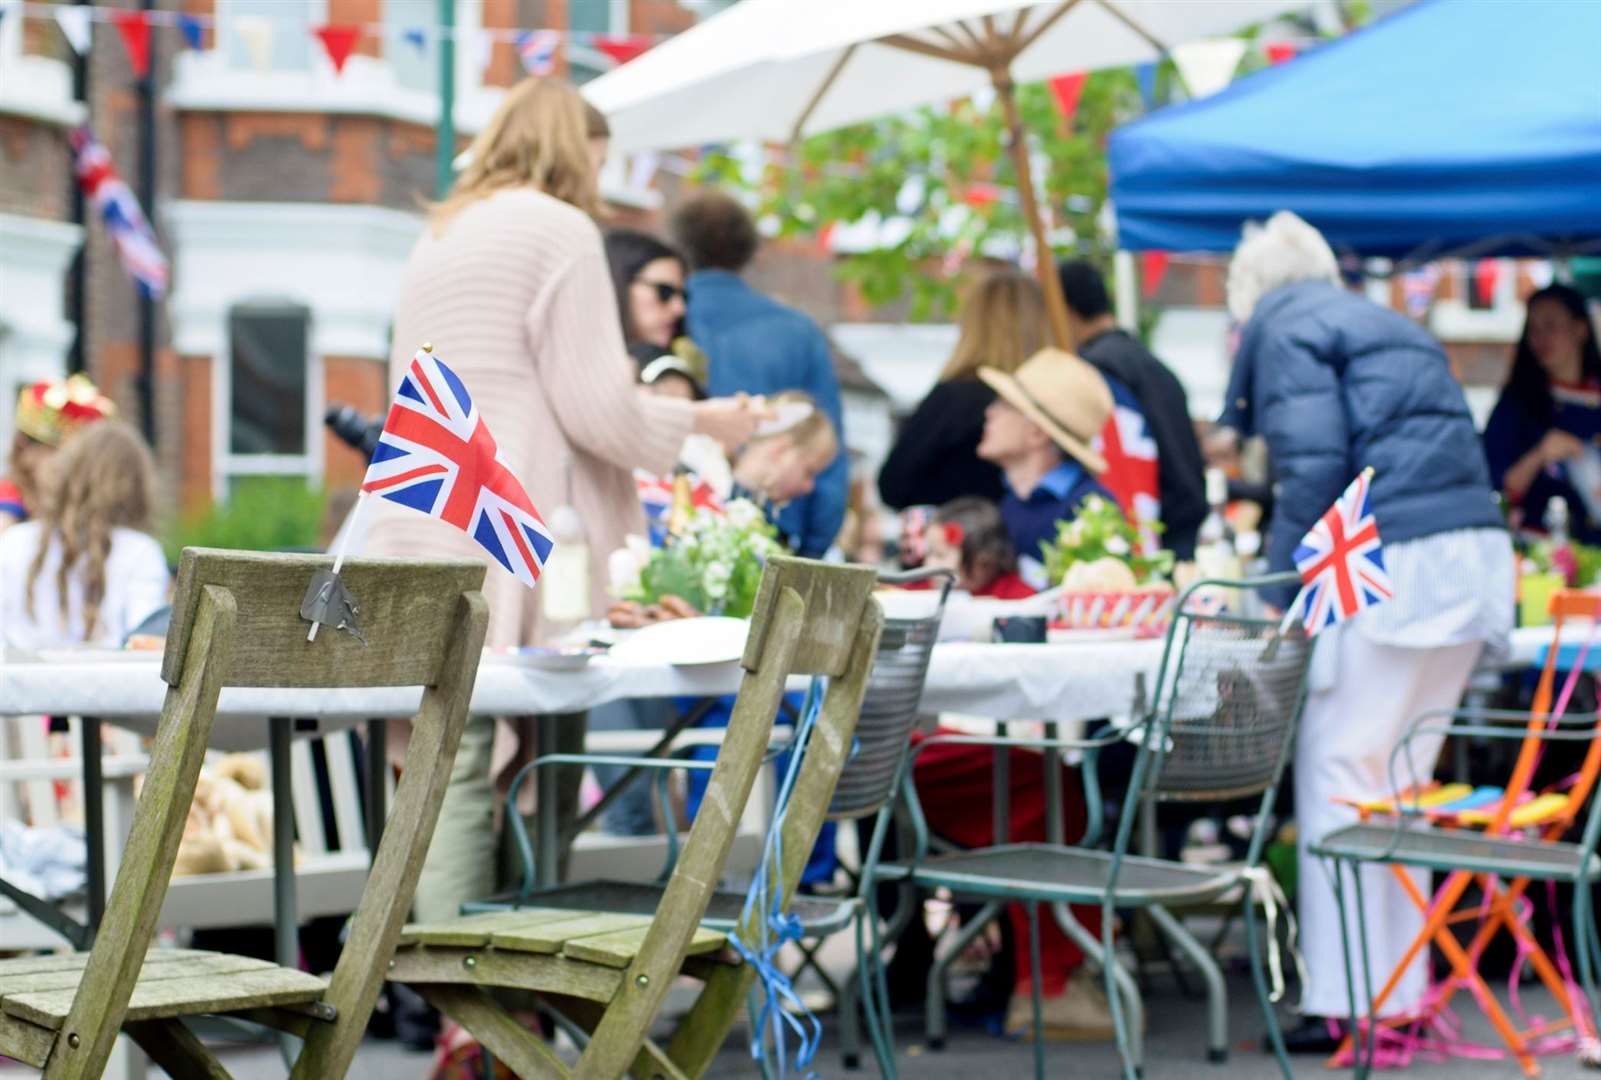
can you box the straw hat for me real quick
[978,347,1112,474]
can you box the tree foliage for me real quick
[699,68,1145,319]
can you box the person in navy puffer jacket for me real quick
[1218,212,1514,1053]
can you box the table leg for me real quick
[365,719,388,853]
[1042,721,1064,847]
[269,717,302,1064]
[991,721,1010,844]
[536,714,560,890]
[80,715,106,939]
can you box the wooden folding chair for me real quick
[1314,590,1601,1077]
[0,548,487,1079]
[386,556,884,1078]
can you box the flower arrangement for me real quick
[616,498,779,618]
[1040,494,1174,587]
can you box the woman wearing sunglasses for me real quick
[605,228,690,355]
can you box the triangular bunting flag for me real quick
[1135,62,1158,109]
[592,33,650,66]
[111,11,152,79]
[517,29,560,75]
[627,151,659,192]
[234,14,273,74]
[1172,38,1246,99]
[1047,72,1087,128]
[1473,259,1501,306]
[54,5,91,55]
[402,26,427,55]
[1264,41,1297,65]
[177,13,204,50]
[314,24,362,75]
[1141,250,1170,299]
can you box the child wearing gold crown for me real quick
[0,375,116,532]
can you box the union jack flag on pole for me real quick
[363,346,554,587]
[1291,467,1394,634]
[70,127,168,298]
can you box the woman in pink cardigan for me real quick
[364,78,764,929]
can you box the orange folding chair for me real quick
[1312,590,1601,1078]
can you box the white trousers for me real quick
[1295,628,1484,1018]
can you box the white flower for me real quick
[1105,535,1131,557]
[1065,519,1086,546]
[725,499,763,530]
[703,559,732,601]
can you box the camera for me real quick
[325,404,384,463]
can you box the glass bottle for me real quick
[1547,495,1578,586]
[541,457,592,628]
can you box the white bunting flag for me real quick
[234,14,274,74]
[1172,38,1247,100]
[54,4,91,55]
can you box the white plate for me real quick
[497,646,607,671]
[606,616,750,667]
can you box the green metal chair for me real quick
[864,574,1311,1080]
[1310,704,1601,1078]
[468,565,954,1076]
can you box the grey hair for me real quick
[1226,211,1340,323]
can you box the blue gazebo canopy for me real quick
[1108,0,1601,259]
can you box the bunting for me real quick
[1473,259,1501,306]
[313,23,362,75]
[1141,250,1170,299]
[592,33,650,66]
[1047,72,1087,127]
[516,28,560,75]
[1172,38,1245,99]
[1134,61,1157,109]
[1399,264,1439,318]
[1264,41,1297,65]
[177,13,203,49]
[402,26,427,55]
[233,14,273,74]
[53,4,90,54]
[110,10,150,78]
[70,127,169,298]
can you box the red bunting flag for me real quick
[314,24,362,76]
[592,34,651,66]
[1141,250,1170,299]
[963,183,1000,209]
[1473,259,1501,306]
[1048,72,1088,127]
[110,10,151,78]
[1264,41,1297,65]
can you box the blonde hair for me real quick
[753,391,838,462]
[1227,210,1340,323]
[939,269,1048,382]
[26,420,156,642]
[431,78,600,229]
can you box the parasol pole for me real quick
[992,68,1074,350]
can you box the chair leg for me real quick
[925,899,1002,1051]
[839,931,864,1070]
[1146,903,1226,1063]
[415,985,569,1079]
[1326,857,1368,1080]
[1100,901,1139,1080]
[1577,882,1601,1042]
[1051,901,1145,1071]
[124,1019,229,1079]
[859,900,899,1078]
[1241,887,1292,1079]
[1350,861,1380,1080]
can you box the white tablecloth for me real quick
[0,639,1165,750]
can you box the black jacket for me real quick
[1079,328,1207,559]
[877,377,1004,510]
[1221,281,1503,606]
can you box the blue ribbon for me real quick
[733,676,827,1079]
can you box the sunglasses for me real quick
[635,279,685,304]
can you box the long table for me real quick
[0,636,1166,963]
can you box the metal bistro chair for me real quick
[467,566,953,1077]
[1312,590,1601,1078]
[866,574,1312,1080]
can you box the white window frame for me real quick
[214,302,324,501]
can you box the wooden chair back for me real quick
[47,549,486,1080]
[577,557,882,1077]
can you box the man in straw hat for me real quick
[977,347,1120,575]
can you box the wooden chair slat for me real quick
[162,549,485,688]
[0,950,212,979]
[740,559,877,678]
[558,925,727,970]
[7,966,327,1029]
[0,1013,54,1068]
[0,954,274,1002]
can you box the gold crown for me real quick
[15,374,115,447]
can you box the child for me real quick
[0,420,169,648]
[0,375,116,532]
[730,390,838,545]
[923,496,1036,598]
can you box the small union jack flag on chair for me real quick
[363,347,553,586]
[1291,467,1394,634]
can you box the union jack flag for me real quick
[70,127,168,298]
[634,471,722,546]
[516,29,560,75]
[363,348,553,587]
[1292,468,1394,634]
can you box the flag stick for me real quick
[307,489,369,642]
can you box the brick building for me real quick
[0,0,894,523]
